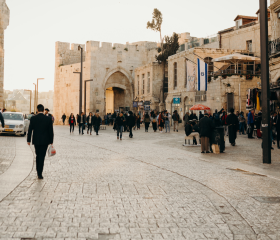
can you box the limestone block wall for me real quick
[220,21,271,57]
[270,0,280,40]
[0,0,9,108]
[54,40,158,124]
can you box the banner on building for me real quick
[197,58,208,91]
[186,60,196,91]
[133,102,138,108]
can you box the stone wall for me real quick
[53,40,158,124]
[0,0,9,109]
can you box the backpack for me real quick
[214,113,219,121]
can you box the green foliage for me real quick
[124,48,128,51]
[146,8,163,33]
[58,64,64,67]
[112,47,116,50]
[156,32,179,64]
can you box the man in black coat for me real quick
[93,113,101,135]
[0,112,4,128]
[61,113,66,125]
[226,108,239,146]
[127,111,135,138]
[27,104,54,179]
[77,112,87,135]
[199,113,214,153]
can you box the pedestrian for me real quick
[213,109,222,127]
[189,111,194,121]
[191,120,200,145]
[27,104,54,179]
[116,112,125,140]
[87,112,94,135]
[151,113,157,132]
[247,109,255,139]
[136,114,141,130]
[199,113,214,153]
[104,114,108,125]
[255,112,262,138]
[158,112,164,133]
[199,111,204,121]
[93,113,101,135]
[127,111,135,138]
[226,108,239,146]
[69,113,76,133]
[0,109,4,128]
[238,111,246,135]
[221,110,228,136]
[144,112,150,132]
[61,113,66,125]
[77,112,86,135]
[45,108,53,121]
[164,111,170,133]
[172,110,180,132]
[133,113,137,130]
[184,112,189,126]
[275,111,280,149]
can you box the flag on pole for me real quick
[197,59,208,91]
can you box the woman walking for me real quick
[158,112,164,133]
[144,113,151,132]
[151,113,157,132]
[69,113,76,133]
[136,114,141,130]
[87,112,94,135]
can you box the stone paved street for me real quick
[0,136,16,176]
[0,125,280,240]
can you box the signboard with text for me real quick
[173,97,181,104]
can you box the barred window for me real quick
[147,72,150,93]
[137,75,139,95]
[142,74,145,94]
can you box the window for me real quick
[246,40,253,52]
[142,74,145,94]
[236,19,242,29]
[147,72,150,93]
[137,75,139,95]
[174,62,177,89]
[204,57,214,76]
[195,91,207,102]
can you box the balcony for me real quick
[212,69,261,81]
[269,37,280,58]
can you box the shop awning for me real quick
[212,53,260,63]
[190,104,210,111]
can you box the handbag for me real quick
[48,145,56,157]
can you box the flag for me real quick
[186,60,196,91]
[197,59,208,91]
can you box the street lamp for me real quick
[78,45,83,114]
[24,89,32,114]
[33,83,36,113]
[36,78,44,108]
[259,0,271,164]
[84,79,93,114]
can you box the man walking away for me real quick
[226,108,239,146]
[247,109,255,139]
[116,112,125,140]
[127,111,135,138]
[199,113,214,153]
[0,109,4,128]
[27,104,54,179]
[77,112,86,135]
[93,113,101,135]
[144,113,150,132]
[165,111,170,133]
[238,112,246,135]
[275,111,280,149]
[69,113,76,133]
[172,110,179,132]
[62,113,66,125]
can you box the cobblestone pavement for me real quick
[0,125,280,240]
[0,136,16,175]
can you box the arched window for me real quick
[174,62,177,89]
[204,57,214,76]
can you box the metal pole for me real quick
[33,83,36,113]
[259,0,271,164]
[79,47,83,114]
[36,79,38,109]
[84,79,93,114]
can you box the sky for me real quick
[4,0,261,92]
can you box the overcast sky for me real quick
[4,0,261,92]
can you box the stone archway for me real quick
[104,71,133,113]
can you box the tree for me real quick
[147,8,163,51]
[156,33,179,64]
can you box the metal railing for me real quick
[269,37,280,57]
[213,69,261,76]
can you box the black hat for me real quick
[45,108,50,111]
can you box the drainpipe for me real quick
[239,83,241,112]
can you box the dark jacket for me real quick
[93,116,101,126]
[199,116,214,138]
[77,115,86,124]
[27,113,54,145]
[172,113,180,121]
[0,112,4,128]
[116,116,124,127]
[127,115,135,127]
[185,124,193,136]
[68,116,76,125]
[192,124,200,132]
[87,116,94,125]
[276,114,280,131]
[226,114,239,132]
[62,114,66,120]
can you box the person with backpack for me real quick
[221,110,228,136]
[172,110,180,132]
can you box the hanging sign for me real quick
[133,102,138,108]
[173,97,181,104]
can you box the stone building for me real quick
[0,0,9,109]
[166,48,261,118]
[53,41,157,123]
[134,62,164,112]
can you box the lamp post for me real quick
[33,83,36,113]
[259,0,271,164]
[24,89,32,114]
[84,79,93,115]
[36,78,44,108]
[78,45,83,114]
